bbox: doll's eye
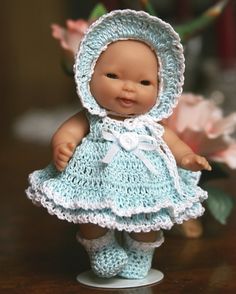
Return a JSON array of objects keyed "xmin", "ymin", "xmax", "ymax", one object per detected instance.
[
  {"xmin": 106, "ymin": 73, "xmax": 118, "ymax": 79},
  {"xmin": 140, "ymin": 80, "xmax": 151, "ymax": 86}
]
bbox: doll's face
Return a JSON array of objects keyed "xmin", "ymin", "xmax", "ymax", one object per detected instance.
[{"xmin": 89, "ymin": 40, "xmax": 159, "ymax": 117}]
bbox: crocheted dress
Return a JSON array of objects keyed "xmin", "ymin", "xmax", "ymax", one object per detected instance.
[{"xmin": 26, "ymin": 113, "xmax": 207, "ymax": 233}]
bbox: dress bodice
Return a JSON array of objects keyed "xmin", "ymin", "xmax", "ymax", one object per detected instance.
[{"xmin": 86, "ymin": 113, "xmax": 165, "ymax": 142}]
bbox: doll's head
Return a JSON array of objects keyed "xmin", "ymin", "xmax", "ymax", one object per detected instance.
[
  {"xmin": 89, "ymin": 40, "xmax": 159, "ymax": 117},
  {"xmin": 74, "ymin": 10, "xmax": 185, "ymax": 121}
]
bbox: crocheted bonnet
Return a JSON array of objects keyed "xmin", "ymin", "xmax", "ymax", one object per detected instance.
[{"xmin": 74, "ymin": 9, "xmax": 185, "ymax": 121}]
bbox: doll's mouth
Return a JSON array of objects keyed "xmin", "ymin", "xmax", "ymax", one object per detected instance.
[{"xmin": 117, "ymin": 97, "xmax": 135, "ymax": 107}]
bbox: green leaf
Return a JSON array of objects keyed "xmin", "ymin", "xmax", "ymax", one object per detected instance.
[
  {"xmin": 89, "ymin": 3, "xmax": 107, "ymax": 21},
  {"xmin": 205, "ymin": 186, "xmax": 235, "ymax": 224},
  {"xmin": 142, "ymin": 1, "xmax": 157, "ymax": 16},
  {"xmin": 61, "ymin": 59, "xmax": 73, "ymax": 77},
  {"xmin": 175, "ymin": 0, "xmax": 229, "ymax": 42}
]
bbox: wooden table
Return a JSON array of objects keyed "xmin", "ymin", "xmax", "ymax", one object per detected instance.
[{"xmin": 1, "ymin": 138, "xmax": 236, "ymax": 293}]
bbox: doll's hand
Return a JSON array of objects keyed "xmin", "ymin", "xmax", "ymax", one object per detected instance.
[
  {"xmin": 180, "ymin": 153, "xmax": 212, "ymax": 172},
  {"xmin": 53, "ymin": 142, "xmax": 76, "ymax": 171}
]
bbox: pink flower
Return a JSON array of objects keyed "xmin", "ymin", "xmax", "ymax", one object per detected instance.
[
  {"xmin": 164, "ymin": 93, "xmax": 236, "ymax": 168},
  {"xmin": 51, "ymin": 19, "xmax": 89, "ymax": 56}
]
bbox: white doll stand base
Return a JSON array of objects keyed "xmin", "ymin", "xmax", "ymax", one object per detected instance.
[{"xmin": 76, "ymin": 269, "xmax": 164, "ymax": 289}]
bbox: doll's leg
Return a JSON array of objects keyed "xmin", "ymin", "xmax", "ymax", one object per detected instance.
[
  {"xmin": 118, "ymin": 230, "xmax": 164, "ymax": 279},
  {"xmin": 77, "ymin": 223, "xmax": 128, "ymax": 278},
  {"xmin": 79, "ymin": 223, "xmax": 108, "ymax": 239},
  {"xmin": 175, "ymin": 219, "xmax": 203, "ymax": 238}
]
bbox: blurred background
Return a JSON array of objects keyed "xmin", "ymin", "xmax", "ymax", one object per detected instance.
[
  {"xmin": 1, "ymin": 0, "xmax": 236, "ymax": 143},
  {"xmin": 1, "ymin": 1, "xmax": 236, "ymax": 291}
]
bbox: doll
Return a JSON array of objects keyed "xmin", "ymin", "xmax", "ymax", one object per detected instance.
[{"xmin": 26, "ymin": 10, "xmax": 211, "ymax": 280}]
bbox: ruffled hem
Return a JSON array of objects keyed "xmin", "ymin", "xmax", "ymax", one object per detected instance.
[
  {"xmin": 26, "ymin": 186, "xmax": 206, "ymax": 233},
  {"xmin": 28, "ymin": 170, "xmax": 207, "ymax": 218}
]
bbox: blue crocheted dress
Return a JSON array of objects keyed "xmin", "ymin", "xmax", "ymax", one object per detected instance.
[
  {"xmin": 26, "ymin": 113, "xmax": 207, "ymax": 232},
  {"xmin": 26, "ymin": 10, "xmax": 208, "ymax": 232}
]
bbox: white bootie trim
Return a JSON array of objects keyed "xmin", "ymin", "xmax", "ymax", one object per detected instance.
[
  {"xmin": 118, "ymin": 231, "xmax": 164, "ymax": 279},
  {"xmin": 125, "ymin": 231, "xmax": 164, "ymax": 251},
  {"xmin": 76, "ymin": 230, "xmax": 114, "ymax": 251}
]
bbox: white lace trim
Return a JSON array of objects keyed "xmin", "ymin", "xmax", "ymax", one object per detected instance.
[
  {"xmin": 74, "ymin": 9, "xmax": 185, "ymax": 120},
  {"xmin": 124, "ymin": 231, "xmax": 164, "ymax": 251},
  {"xmin": 76, "ymin": 230, "xmax": 114, "ymax": 251},
  {"xmin": 27, "ymin": 176, "xmax": 207, "ymax": 218},
  {"xmin": 102, "ymin": 114, "xmax": 164, "ymax": 132},
  {"xmin": 26, "ymin": 186, "xmax": 206, "ymax": 233}
]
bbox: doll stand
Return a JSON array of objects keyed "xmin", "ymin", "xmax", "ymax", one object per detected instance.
[{"xmin": 76, "ymin": 269, "xmax": 164, "ymax": 289}]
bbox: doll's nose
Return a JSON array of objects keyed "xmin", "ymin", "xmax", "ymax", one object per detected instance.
[{"xmin": 122, "ymin": 80, "xmax": 135, "ymax": 93}]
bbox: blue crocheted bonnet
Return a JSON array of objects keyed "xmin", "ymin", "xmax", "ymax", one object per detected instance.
[{"xmin": 74, "ymin": 9, "xmax": 185, "ymax": 121}]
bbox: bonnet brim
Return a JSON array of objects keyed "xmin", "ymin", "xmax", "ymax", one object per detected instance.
[{"xmin": 74, "ymin": 9, "xmax": 185, "ymax": 121}]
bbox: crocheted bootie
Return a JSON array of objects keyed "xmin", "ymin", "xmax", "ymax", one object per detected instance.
[
  {"xmin": 76, "ymin": 230, "xmax": 128, "ymax": 278},
  {"xmin": 118, "ymin": 231, "xmax": 164, "ymax": 279}
]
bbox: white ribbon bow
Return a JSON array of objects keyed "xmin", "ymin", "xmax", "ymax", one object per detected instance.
[{"xmin": 101, "ymin": 130, "xmax": 159, "ymax": 175}]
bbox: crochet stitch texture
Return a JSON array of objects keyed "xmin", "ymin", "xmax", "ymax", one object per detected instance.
[
  {"xmin": 26, "ymin": 9, "xmax": 207, "ymax": 234},
  {"xmin": 118, "ymin": 232, "xmax": 164, "ymax": 279},
  {"xmin": 26, "ymin": 114, "xmax": 207, "ymax": 232},
  {"xmin": 74, "ymin": 9, "xmax": 185, "ymax": 121},
  {"xmin": 76, "ymin": 230, "xmax": 128, "ymax": 278}
]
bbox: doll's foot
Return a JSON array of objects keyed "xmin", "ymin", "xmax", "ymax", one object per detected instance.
[
  {"xmin": 77, "ymin": 230, "xmax": 128, "ymax": 278},
  {"xmin": 175, "ymin": 219, "xmax": 203, "ymax": 239},
  {"xmin": 118, "ymin": 232, "xmax": 164, "ymax": 279}
]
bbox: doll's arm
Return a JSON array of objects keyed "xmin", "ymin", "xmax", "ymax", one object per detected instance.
[
  {"xmin": 51, "ymin": 110, "xmax": 89, "ymax": 171},
  {"xmin": 162, "ymin": 126, "xmax": 211, "ymax": 171}
]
